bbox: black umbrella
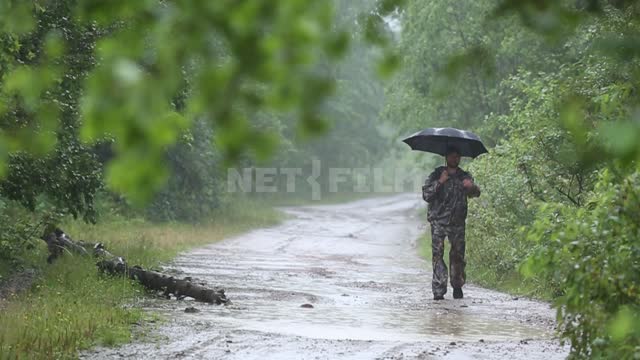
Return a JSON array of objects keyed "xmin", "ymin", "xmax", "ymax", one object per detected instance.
[{"xmin": 402, "ymin": 127, "xmax": 488, "ymax": 158}]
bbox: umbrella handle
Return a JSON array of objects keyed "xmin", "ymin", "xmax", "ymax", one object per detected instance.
[
  {"xmin": 444, "ymin": 139, "xmax": 450, "ymax": 167},
  {"xmin": 444, "ymin": 139, "xmax": 449, "ymax": 166}
]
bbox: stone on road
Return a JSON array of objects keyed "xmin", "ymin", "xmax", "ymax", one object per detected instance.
[{"xmin": 84, "ymin": 194, "xmax": 568, "ymax": 359}]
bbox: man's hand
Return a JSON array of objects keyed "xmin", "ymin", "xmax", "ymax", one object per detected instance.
[
  {"xmin": 438, "ymin": 170, "xmax": 449, "ymax": 184},
  {"xmin": 463, "ymin": 178, "xmax": 474, "ymax": 189}
]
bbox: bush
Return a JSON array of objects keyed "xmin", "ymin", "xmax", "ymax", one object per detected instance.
[
  {"xmin": 525, "ymin": 167, "xmax": 640, "ymax": 359},
  {"xmin": 0, "ymin": 200, "xmax": 46, "ymax": 271},
  {"xmin": 465, "ymin": 145, "xmax": 535, "ymax": 277},
  {"xmin": 145, "ymin": 120, "xmax": 223, "ymax": 222}
]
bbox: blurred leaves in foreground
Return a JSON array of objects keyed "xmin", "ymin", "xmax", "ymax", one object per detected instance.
[{"xmin": 0, "ymin": 0, "xmax": 403, "ymax": 204}]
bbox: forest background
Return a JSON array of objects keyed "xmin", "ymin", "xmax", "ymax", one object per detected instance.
[{"xmin": 0, "ymin": 0, "xmax": 639, "ymax": 359}]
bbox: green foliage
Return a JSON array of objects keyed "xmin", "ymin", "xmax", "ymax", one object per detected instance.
[
  {"xmin": 0, "ymin": 255, "xmax": 145, "ymax": 360},
  {"xmin": 0, "ymin": 0, "xmax": 396, "ymax": 264},
  {"xmin": 392, "ymin": 1, "xmax": 640, "ymax": 358},
  {"xmin": 0, "ymin": 1, "xmax": 102, "ymax": 223},
  {"xmin": 145, "ymin": 120, "xmax": 222, "ymax": 222},
  {"xmin": 465, "ymin": 147, "xmax": 537, "ymax": 286},
  {"xmin": 472, "ymin": 6, "xmax": 640, "ymax": 357},
  {"xmin": 0, "ymin": 196, "xmax": 282, "ymax": 359},
  {"xmin": 272, "ymin": 37, "xmax": 389, "ymax": 192},
  {"xmin": 525, "ymin": 167, "xmax": 640, "ymax": 359},
  {"xmin": 1, "ymin": 142, "xmax": 101, "ymax": 223},
  {"xmin": 227, "ymin": 0, "xmax": 395, "ymax": 196},
  {"xmin": 0, "ymin": 200, "xmax": 34, "ymax": 266},
  {"xmin": 0, "ymin": 0, "xmax": 401, "ymax": 203},
  {"xmin": 385, "ymin": 0, "xmax": 557, "ymax": 133}
]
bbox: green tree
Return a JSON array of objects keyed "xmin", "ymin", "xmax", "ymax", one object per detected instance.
[
  {"xmin": 0, "ymin": 1, "xmax": 102, "ymax": 223},
  {"xmin": 0, "ymin": 0, "xmax": 404, "ymax": 204},
  {"xmin": 387, "ymin": 1, "xmax": 640, "ymax": 358}
]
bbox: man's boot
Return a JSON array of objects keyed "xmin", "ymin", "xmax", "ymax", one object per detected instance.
[
  {"xmin": 453, "ymin": 287, "xmax": 463, "ymax": 299},
  {"xmin": 434, "ymin": 294, "xmax": 445, "ymax": 300}
]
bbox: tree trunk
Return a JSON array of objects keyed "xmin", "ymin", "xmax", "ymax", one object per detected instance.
[
  {"xmin": 96, "ymin": 257, "xmax": 228, "ymax": 304},
  {"xmin": 40, "ymin": 226, "xmax": 229, "ymax": 305}
]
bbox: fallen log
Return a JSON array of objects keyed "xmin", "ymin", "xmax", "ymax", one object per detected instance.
[
  {"xmin": 40, "ymin": 226, "xmax": 228, "ymax": 305},
  {"xmin": 97, "ymin": 258, "xmax": 228, "ymax": 304},
  {"xmin": 42, "ymin": 228, "xmax": 89, "ymax": 263}
]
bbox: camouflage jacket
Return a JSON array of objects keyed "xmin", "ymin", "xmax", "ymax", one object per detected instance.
[{"xmin": 422, "ymin": 166, "xmax": 481, "ymax": 226}]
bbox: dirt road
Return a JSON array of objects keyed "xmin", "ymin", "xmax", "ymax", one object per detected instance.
[{"xmin": 84, "ymin": 194, "xmax": 568, "ymax": 359}]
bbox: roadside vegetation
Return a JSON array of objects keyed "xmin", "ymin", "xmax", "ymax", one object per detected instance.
[
  {"xmin": 0, "ymin": 0, "xmax": 397, "ymax": 357},
  {"xmin": 392, "ymin": 1, "xmax": 640, "ymax": 358},
  {"xmin": 1, "ymin": 0, "xmax": 639, "ymax": 359},
  {"xmin": 417, "ymin": 232, "xmax": 553, "ymax": 301},
  {"xmin": 0, "ymin": 197, "xmax": 281, "ymax": 360}
]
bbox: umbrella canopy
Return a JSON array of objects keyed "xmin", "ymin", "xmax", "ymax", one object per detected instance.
[{"xmin": 402, "ymin": 127, "xmax": 488, "ymax": 158}]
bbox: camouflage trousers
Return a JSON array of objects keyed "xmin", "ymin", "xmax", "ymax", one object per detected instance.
[{"xmin": 430, "ymin": 223, "xmax": 466, "ymax": 297}]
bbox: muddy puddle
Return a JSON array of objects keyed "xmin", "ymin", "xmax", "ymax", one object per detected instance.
[{"xmin": 83, "ymin": 194, "xmax": 567, "ymax": 359}]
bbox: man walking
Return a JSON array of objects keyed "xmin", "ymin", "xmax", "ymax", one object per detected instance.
[{"xmin": 422, "ymin": 146, "xmax": 481, "ymax": 300}]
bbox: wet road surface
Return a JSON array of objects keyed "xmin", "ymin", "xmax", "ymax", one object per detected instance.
[{"xmin": 84, "ymin": 194, "xmax": 568, "ymax": 359}]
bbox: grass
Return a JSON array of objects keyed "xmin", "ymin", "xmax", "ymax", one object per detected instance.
[
  {"xmin": 64, "ymin": 196, "xmax": 283, "ymax": 267},
  {"xmin": 0, "ymin": 262, "xmax": 11, "ymax": 282},
  {"xmin": 0, "ymin": 192, "xmax": 398, "ymax": 359},
  {"xmin": 0, "ymin": 197, "xmax": 282, "ymax": 360},
  {"xmin": 417, "ymin": 231, "xmax": 553, "ymax": 300},
  {"xmin": 0, "ymin": 256, "xmax": 145, "ymax": 360}
]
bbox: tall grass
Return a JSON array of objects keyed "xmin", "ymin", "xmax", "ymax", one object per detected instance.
[
  {"xmin": 0, "ymin": 198, "xmax": 282, "ymax": 360},
  {"xmin": 0, "ymin": 256, "xmax": 144, "ymax": 359}
]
